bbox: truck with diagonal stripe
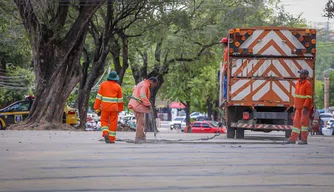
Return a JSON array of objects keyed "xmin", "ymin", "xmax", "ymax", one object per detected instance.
[{"xmin": 220, "ymin": 27, "xmax": 316, "ymax": 139}]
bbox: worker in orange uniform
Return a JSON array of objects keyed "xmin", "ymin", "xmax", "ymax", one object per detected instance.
[
  {"xmin": 94, "ymin": 71, "xmax": 124, "ymax": 144},
  {"xmin": 221, "ymin": 37, "xmax": 228, "ymax": 102},
  {"xmin": 128, "ymin": 77, "xmax": 158, "ymax": 143},
  {"xmin": 286, "ymin": 69, "xmax": 313, "ymax": 145}
]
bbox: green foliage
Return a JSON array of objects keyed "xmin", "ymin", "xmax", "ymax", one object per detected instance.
[
  {"xmin": 0, "ymin": 0, "xmax": 31, "ymax": 68},
  {"xmin": 329, "ymin": 71, "xmax": 334, "ymax": 107},
  {"xmin": 0, "ymin": 66, "xmax": 35, "ymax": 108},
  {"xmin": 120, "ymin": 68, "xmax": 137, "ymax": 112},
  {"xmin": 314, "ymin": 80, "xmax": 324, "ymax": 109},
  {"xmin": 315, "ymin": 42, "xmax": 334, "ymax": 78},
  {"xmin": 314, "ymin": 71, "xmax": 334, "ymax": 109}
]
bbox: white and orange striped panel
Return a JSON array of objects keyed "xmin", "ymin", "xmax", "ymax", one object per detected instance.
[
  {"xmin": 231, "ymin": 122, "xmax": 292, "ymax": 130},
  {"xmin": 230, "ymin": 79, "xmax": 299, "ymax": 103},
  {"xmin": 231, "ymin": 58, "xmax": 314, "ymax": 78},
  {"xmin": 239, "ymin": 29, "xmax": 313, "ymax": 57},
  {"xmin": 228, "ymin": 27, "xmax": 316, "ymax": 57}
]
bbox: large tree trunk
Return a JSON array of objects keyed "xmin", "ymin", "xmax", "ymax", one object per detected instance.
[
  {"xmin": 10, "ymin": 0, "xmax": 104, "ymax": 130},
  {"xmin": 23, "ymin": 43, "xmax": 82, "ymax": 130}
]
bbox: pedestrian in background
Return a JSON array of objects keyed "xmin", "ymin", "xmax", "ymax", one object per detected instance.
[{"xmin": 94, "ymin": 71, "xmax": 124, "ymax": 144}]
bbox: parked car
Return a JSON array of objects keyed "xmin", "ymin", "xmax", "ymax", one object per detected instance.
[
  {"xmin": 195, "ymin": 115, "xmax": 209, "ymax": 121},
  {"xmin": 319, "ymin": 113, "xmax": 334, "ymax": 135},
  {"xmin": 190, "ymin": 112, "xmax": 203, "ymax": 119},
  {"xmin": 169, "ymin": 116, "xmax": 186, "ymax": 130},
  {"xmin": 0, "ymin": 95, "xmax": 80, "ymax": 130},
  {"xmin": 187, "ymin": 121, "xmax": 226, "ymax": 134}
]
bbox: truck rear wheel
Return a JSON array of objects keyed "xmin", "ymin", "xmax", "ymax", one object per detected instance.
[
  {"xmin": 227, "ymin": 125, "xmax": 235, "ymax": 138},
  {"xmin": 285, "ymin": 130, "xmax": 292, "ymax": 138},
  {"xmin": 236, "ymin": 128, "xmax": 245, "ymax": 139}
]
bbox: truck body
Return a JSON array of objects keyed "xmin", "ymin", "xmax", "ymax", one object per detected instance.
[{"xmin": 220, "ymin": 27, "xmax": 316, "ymax": 138}]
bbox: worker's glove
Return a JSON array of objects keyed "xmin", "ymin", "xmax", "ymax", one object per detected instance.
[{"xmin": 95, "ymin": 109, "xmax": 101, "ymax": 114}]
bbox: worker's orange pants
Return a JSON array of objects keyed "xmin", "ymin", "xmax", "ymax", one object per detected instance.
[
  {"xmin": 289, "ymin": 109, "xmax": 309, "ymax": 142},
  {"xmin": 101, "ymin": 111, "xmax": 118, "ymax": 142}
]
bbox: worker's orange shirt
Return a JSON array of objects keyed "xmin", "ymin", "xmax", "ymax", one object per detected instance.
[
  {"xmin": 294, "ymin": 79, "xmax": 312, "ymax": 110},
  {"xmin": 94, "ymin": 80, "xmax": 124, "ymax": 112},
  {"xmin": 222, "ymin": 47, "xmax": 228, "ymax": 72}
]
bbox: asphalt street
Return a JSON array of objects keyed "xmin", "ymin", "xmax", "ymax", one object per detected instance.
[{"xmin": 1, "ymin": 130, "xmax": 334, "ymax": 192}]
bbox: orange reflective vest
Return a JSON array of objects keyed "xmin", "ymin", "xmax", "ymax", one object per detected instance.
[
  {"xmin": 94, "ymin": 80, "xmax": 124, "ymax": 112},
  {"xmin": 294, "ymin": 79, "xmax": 312, "ymax": 110}
]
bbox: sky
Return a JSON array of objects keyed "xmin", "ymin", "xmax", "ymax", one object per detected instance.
[{"xmin": 279, "ymin": 0, "xmax": 329, "ymax": 23}]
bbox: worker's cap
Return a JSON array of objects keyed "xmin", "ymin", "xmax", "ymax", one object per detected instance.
[
  {"xmin": 220, "ymin": 37, "xmax": 228, "ymax": 43},
  {"xmin": 298, "ymin": 69, "xmax": 309, "ymax": 75}
]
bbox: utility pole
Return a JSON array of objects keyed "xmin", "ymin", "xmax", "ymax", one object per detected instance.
[{"xmin": 324, "ymin": 77, "xmax": 330, "ymax": 113}]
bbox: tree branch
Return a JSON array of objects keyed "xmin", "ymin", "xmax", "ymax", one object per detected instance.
[
  {"xmin": 89, "ymin": 20, "xmax": 101, "ymax": 46},
  {"xmin": 14, "ymin": 0, "xmax": 39, "ymax": 35},
  {"xmin": 55, "ymin": 0, "xmax": 70, "ymax": 28},
  {"xmin": 80, "ymin": 46, "xmax": 90, "ymax": 89},
  {"xmin": 61, "ymin": 0, "xmax": 105, "ymax": 51},
  {"xmin": 167, "ymin": 42, "xmax": 218, "ymax": 64},
  {"xmin": 103, "ymin": 0, "xmax": 113, "ymax": 45}
]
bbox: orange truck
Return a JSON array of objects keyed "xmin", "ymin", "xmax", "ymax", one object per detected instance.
[{"xmin": 220, "ymin": 27, "xmax": 316, "ymax": 139}]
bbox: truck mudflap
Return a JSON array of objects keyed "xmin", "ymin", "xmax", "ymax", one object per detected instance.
[{"xmin": 231, "ymin": 122, "xmax": 292, "ymax": 130}]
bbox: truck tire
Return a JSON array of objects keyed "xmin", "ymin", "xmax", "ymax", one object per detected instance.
[
  {"xmin": 285, "ymin": 130, "xmax": 292, "ymax": 138},
  {"xmin": 227, "ymin": 125, "xmax": 235, "ymax": 138},
  {"xmin": 236, "ymin": 128, "xmax": 245, "ymax": 139}
]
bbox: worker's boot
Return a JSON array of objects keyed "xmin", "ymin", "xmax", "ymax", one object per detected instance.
[
  {"xmin": 298, "ymin": 140, "xmax": 308, "ymax": 145},
  {"xmin": 104, "ymin": 134, "xmax": 111, "ymax": 144},
  {"xmin": 284, "ymin": 140, "xmax": 296, "ymax": 144},
  {"xmin": 135, "ymin": 137, "xmax": 146, "ymax": 144}
]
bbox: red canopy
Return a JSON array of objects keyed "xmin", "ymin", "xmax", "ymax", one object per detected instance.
[{"xmin": 169, "ymin": 102, "xmax": 186, "ymax": 108}]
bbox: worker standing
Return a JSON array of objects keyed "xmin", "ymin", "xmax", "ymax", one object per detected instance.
[
  {"xmin": 286, "ymin": 69, "xmax": 313, "ymax": 145},
  {"xmin": 94, "ymin": 71, "xmax": 124, "ymax": 144},
  {"xmin": 221, "ymin": 37, "xmax": 228, "ymax": 102},
  {"xmin": 128, "ymin": 77, "xmax": 158, "ymax": 143}
]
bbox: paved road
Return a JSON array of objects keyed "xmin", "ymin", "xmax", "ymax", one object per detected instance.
[{"xmin": 1, "ymin": 131, "xmax": 334, "ymax": 192}]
